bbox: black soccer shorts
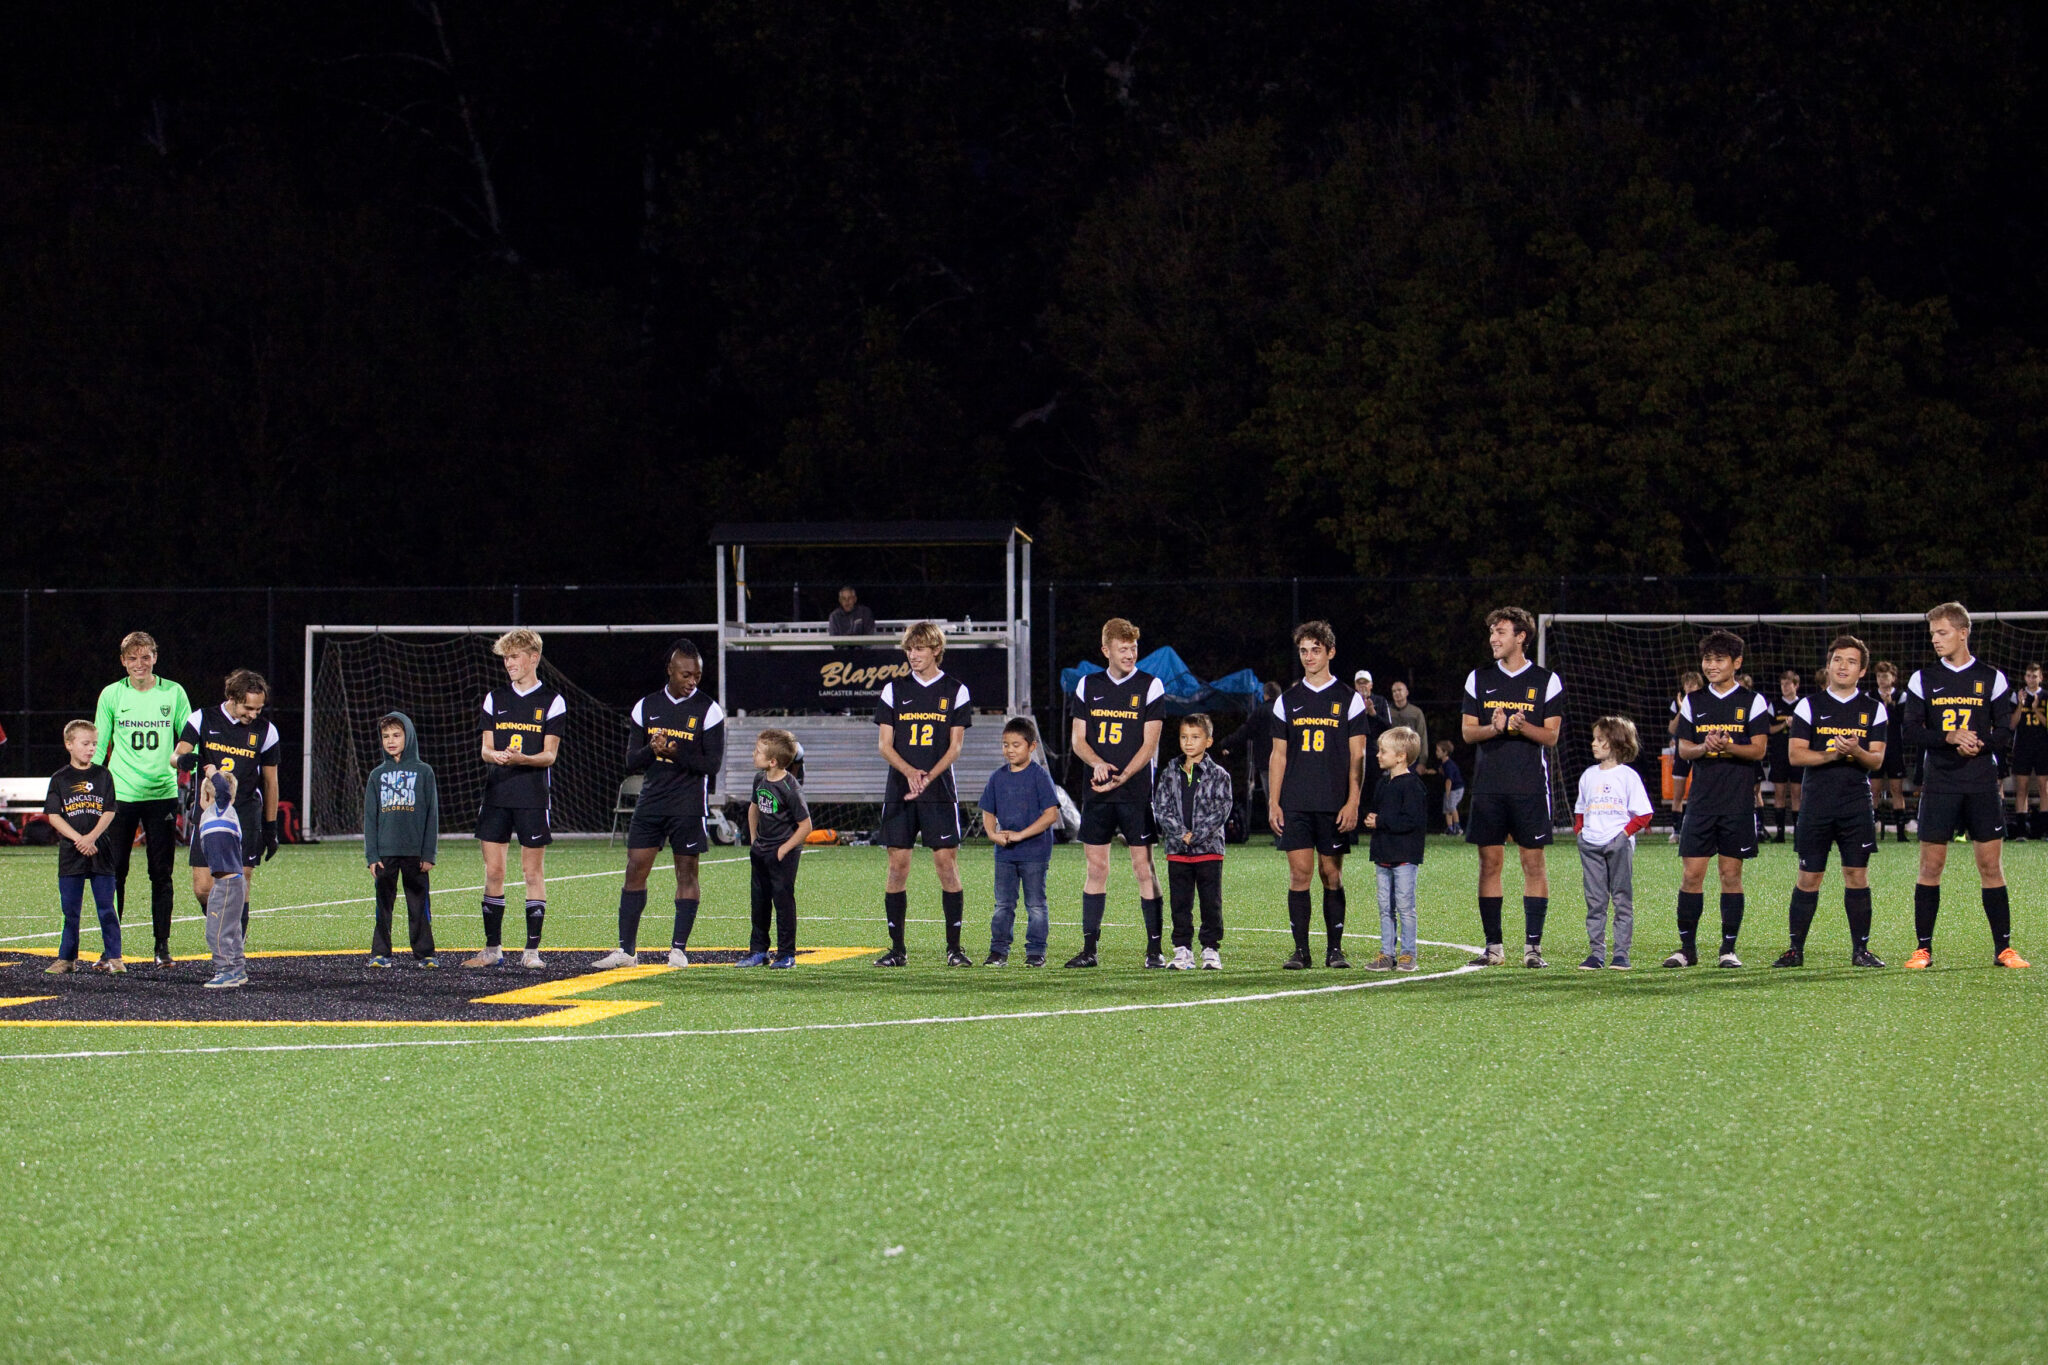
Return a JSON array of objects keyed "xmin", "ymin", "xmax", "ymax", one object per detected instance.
[
  {"xmin": 476, "ymin": 803, "xmax": 552, "ymax": 848},
  {"xmin": 1794, "ymin": 808, "xmax": 1878, "ymax": 873},
  {"xmin": 1078, "ymin": 799, "xmax": 1156, "ymax": 847},
  {"xmin": 1916, "ymin": 789, "xmax": 2005, "ymax": 844},
  {"xmin": 879, "ymin": 800, "xmax": 962, "ymax": 850},
  {"xmin": 2011, "ymin": 740, "xmax": 2048, "ymax": 779},
  {"xmin": 1464, "ymin": 791, "xmax": 1555, "ymax": 849},
  {"xmin": 1767, "ymin": 757, "xmax": 1803, "ymax": 785},
  {"xmin": 1275, "ymin": 809, "xmax": 1352, "ymax": 857},
  {"xmin": 1678, "ymin": 808, "xmax": 1758, "ymax": 860},
  {"xmin": 627, "ymin": 807, "xmax": 709, "ymax": 856}
]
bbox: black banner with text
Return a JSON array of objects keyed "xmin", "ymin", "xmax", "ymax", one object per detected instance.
[{"xmin": 725, "ymin": 647, "xmax": 1009, "ymax": 711}]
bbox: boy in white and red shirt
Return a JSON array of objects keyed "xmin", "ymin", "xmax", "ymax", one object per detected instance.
[{"xmin": 1575, "ymin": 716, "xmax": 1655, "ymax": 969}]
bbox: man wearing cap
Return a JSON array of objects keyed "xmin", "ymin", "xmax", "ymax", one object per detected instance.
[{"xmin": 1353, "ymin": 669, "xmax": 1394, "ymax": 803}]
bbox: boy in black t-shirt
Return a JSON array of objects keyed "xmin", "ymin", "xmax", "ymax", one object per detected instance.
[
  {"xmin": 1267, "ymin": 621, "xmax": 1369, "ymax": 969},
  {"xmin": 43, "ymin": 720, "xmax": 122, "ymax": 974},
  {"xmin": 1458, "ymin": 606, "xmax": 1565, "ymax": 967},
  {"xmin": 741, "ymin": 729, "xmax": 812, "ymax": 969},
  {"xmin": 1664, "ymin": 631, "xmax": 1773, "ymax": 968}
]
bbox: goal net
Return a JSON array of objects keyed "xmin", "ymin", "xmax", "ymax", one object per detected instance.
[
  {"xmin": 308, "ymin": 633, "xmax": 635, "ymax": 837},
  {"xmin": 1539, "ymin": 614, "xmax": 2048, "ymax": 818}
]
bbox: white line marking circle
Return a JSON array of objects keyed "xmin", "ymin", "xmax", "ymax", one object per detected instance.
[{"xmin": 0, "ymin": 940, "xmax": 1487, "ymax": 1062}]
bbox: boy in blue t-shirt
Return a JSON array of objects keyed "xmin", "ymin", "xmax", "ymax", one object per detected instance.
[{"xmin": 979, "ymin": 718, "xmax": 1061, "ymax": 966}]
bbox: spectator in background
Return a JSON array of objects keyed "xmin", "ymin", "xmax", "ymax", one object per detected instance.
[
  {"xmin": 1387, "ymin": 679, "xmax": 1428, "ymax": 760},
  {"xmin": 1352, "ymin": 669, "xmax": 1394, "ymax": 729},
  {"xmin": 1220, "ymin": 681, "xmax": 1282, "ymax": 829},
  {"xmin": 1353, "ymin": 670, "xmax": 1393, "ymax": 801},
  {"xmin": 828, "ymin": 586, "xmax": 877, "ymax": 637}
]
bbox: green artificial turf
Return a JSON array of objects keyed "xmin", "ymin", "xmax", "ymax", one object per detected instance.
[{"xmin": 1, "ymin": 835, "xmax": 2043, "ymax": 1362}]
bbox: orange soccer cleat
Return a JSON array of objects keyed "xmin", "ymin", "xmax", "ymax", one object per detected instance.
[
  {"xmin": 1995, "ymin": 947, "xmax": 2031, "ymax": 969},
  {"xmin": 1903, "ymin": 947, "xmax": 1933, "ymax": 970}
]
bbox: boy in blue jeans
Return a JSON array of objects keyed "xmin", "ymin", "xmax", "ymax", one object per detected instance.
[
  {"xmin": 980, "ymin": 718, "xmax": 1061, "ymax": 966},
  {"xmin": 43, "ymin": 720, "xmax": 122, "ymax": 974}
]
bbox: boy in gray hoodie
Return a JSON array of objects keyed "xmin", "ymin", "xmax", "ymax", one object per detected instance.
[{"xmin": 363, "ymin": 712, "xmax": 440, "ymax": 966}]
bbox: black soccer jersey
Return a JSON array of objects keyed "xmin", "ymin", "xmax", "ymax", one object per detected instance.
[
  {"xmin": 44, "ymin": 763, "xmax": 116, "ymax": 877},
  {"xmin": 1673, "ymin": 683, "xmax": 1773, "ymax": 816},
  {"xmin": 628, "ymin": 685, "xmax": 725, "ymax": 814},
  {"xmin": 874, "ymin": 670, "xmax": 972, "ymax": 803},
  {"xmin": 181, "ymin": 704, "xmax": 281, "ymax": 802},
  {"xmin": 1270, "ymin": 678, "xmax": 1367, "ymax": 813},
  {"xmin": 1072, "ymin": 668, "xmax": 1168, "ymax": 806},
  {"xmin": 1903, "ymin": 658, "xmax": 2012, "ymax": 794},
  {"xmin": 1768, "ymin": 692, "xmax": 1800, "ymax": 763},
  {"xmin": 2013, "ymin": 687, "xmax": 2048, "ymax": 746},
  {"xmin": 1461, "ymin": 661, "xmax": 1565, "ymax": 795},
  {"xmin": 480, "ymin": 681, "xmax": 568, "ymax": 809},
  {"xmin": 1791, "ymin": 689, "xmax": 1887, "ymax": 815}
]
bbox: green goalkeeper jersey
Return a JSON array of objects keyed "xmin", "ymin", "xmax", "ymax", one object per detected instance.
[{"xmin": 94, "ymin": 676, "xmax": 193, "ymax": 802}]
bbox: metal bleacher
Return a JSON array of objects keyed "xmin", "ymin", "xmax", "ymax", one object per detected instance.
[{"xmin": 711, "ymin": 715, "xmax": 1014, "ymax": 805}]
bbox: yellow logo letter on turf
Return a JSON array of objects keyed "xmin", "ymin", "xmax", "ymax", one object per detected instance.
[{"xmin": 470, "ymin": 963, "xmax": 671, "ymax": 1027}]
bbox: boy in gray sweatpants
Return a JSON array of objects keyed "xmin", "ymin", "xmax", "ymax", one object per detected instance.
[
  {"xmin": 195, "ymin": 769, "xmax": 250, "ymax": 989},
  {"xmin": 1573, "ymin": 717, "xmax": 1655, "ymax": 969}
]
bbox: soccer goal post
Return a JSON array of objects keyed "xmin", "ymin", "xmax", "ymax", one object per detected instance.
[
  {"xmin": 303, "ymin": 624, "xmax": 716, "ymax": 839},
  {"xmin": 1537, "ymin": 612, "xmax": 2048, "ymax": 811}
]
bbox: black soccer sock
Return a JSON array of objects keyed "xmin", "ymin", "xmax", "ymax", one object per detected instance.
[
  {"xmin": 942, "ymin": 889, "xmax": 965, "ymax": 953},
  {"xmin": 1676, "ymin": 890, "xmax": 1704, "ymax": 956},
  {"xmin": 481, "ymin": 895, "xmax": 506, "ymax": 948},
  {"xmin": 1845, "ymin": 887, "xmax": 1873, "ymax": 950},
  {"xmin": 884, "ymin": 890, "xmax": 907, "ymax": 952},
  {"xmin": 1719, "ymin": 893, "xmax": 1745, "ymax": 955},
  {"xmin": 1478, "ymin": 895, "xmax": 1504, "ymax": 946},
  {"xmin": 1523, "ymin": 895, "xmax": 1548, "ymax": 946},
  {"xmin": 1788, "ymin": 888, "xmax": 1821, "ymax": 951},
  {"xmin": 672, "ymin": 897, "xmax": 700, "ymax": 952},
  {"xmin": 1914, "ymin": 882, "xmax": 1940, "ymax": 950},
  {"xmin": 1287, "ymin": 889, "xmax": 1313, "ymax": 954},
  {"xmin": 1323, "ymin": 887, "xmax": 1346, "ymax": 953},
  {"xmin": 1982, "ymin": 886, "xmax": 2013, "ymax": 954},
  {"xmin": 1081, "ymin": 892, "xmax": 1106, "ymax": 951},
  {"xmin": 618, "ymin": 888, "xmax": 648, "ymax": 952},
  {"xmin": 524, "ymin": 900, "xmax": 545, "ymax": 951},
  {"xmin": 1141, "ymin": 896, "xmax": 1164, "ymax": 956}
]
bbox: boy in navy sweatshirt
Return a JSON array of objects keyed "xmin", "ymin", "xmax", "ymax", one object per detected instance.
[
  {"xmin": 1365, "ymin": 727, "xmax": 1427, "ymax": 970},
  {"xmin": 363, "ymin": 712, "xmax": 440, "ymax": 966}
]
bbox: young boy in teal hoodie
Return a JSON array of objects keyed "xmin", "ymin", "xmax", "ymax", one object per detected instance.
[{"xmin": 363, "ymin": 712, "xmax": 440, "ymax": 966}]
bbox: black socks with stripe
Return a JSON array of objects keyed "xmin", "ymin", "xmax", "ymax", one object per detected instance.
[{"xmin": 481, "ymin": 895, "xmax": 506, "ymax": 948}]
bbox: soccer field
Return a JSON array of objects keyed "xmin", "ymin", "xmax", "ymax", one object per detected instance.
[{"xmin": 1, "ymin": 836, "xmax": 2043, "ymax": 1362}]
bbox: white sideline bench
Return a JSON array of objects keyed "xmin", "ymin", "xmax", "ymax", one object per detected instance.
[
  {"xmin": 0, "ymin": 777, "xmax": 50, "ymax": 818},
  {"xmin": 710, "ymin": 714, "xmax": 1026, "ymax": 804}
]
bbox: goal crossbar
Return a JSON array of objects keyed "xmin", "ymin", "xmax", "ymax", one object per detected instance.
[{"xmin": 1538, "ymin": 613, "xmax": 2048, "ymax": 666}]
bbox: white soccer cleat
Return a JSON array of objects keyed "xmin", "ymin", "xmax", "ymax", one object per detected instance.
[
  {"xmin": 667, "ymin": 948, "xmax": 690, "ymax": 968},
  {"xmin": 1200, "ymin": 947, "xmax": 1221, "ymax": 970},
  {"xmin": 461, "ymin": 946, "xmax": 502, "ymax": 967},
  {"xmin": 521, "ymin": 949, "xmax": 545, "ymax": 969},
  {"xmin": 1168, "ymin": 945, "xmax": 1196, "ymax": 970},
  {"xmin": 1717, "ymin": 951, "xmax": 1743, "ymax": 969},
  {"xmin": 592, "ymin": 949, "xmax": 638, "ymax": 969}
]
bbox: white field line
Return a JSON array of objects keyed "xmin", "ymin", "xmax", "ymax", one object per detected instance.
[{"xmin": 0, "ymin": 941, "xmax": 1487, "ymax": 1062}]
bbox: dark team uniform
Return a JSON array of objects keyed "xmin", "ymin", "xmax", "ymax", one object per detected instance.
[
  {"xmin": 874, "ymin": 670, "xmax": 972, "ymax": 849},
  {"xmin": 625, "ymin": 685, "xmax": 725, "ymax": 855},
  {"xmin": 1674, "ymin": 684, "xmax": 1773, "ymax": 859},
  {"xmin": 180, "ymin": 705, "xmax": 280, "ymax": 869},
  {"xmin": 1461, "ymin": 660, "xmax": 1565, "ymax": 848},
  {"xmin": 478, "ymin": 680, "xmax": 567, "ymax": 846},
  {"xmin": 1767, "ymin": 692, "xmax": 1803, "ymax": 786},
  {"xmin": 2011, "ymin": 685, "xmax": 2048, "ymax": 777},
  {"xmin": 1270, "ymin": 678, "xmax": 1367, "ymax": 856},
  {"xmin": 1790, "ymin": 690, "xmax": 1887, "ymax": 873},
  {"xmin": 1902, "ymin": 658, "xmax": 2012, "ymax": 843},
  {"xmin": 1872, "ymin": 685, "xmax": 1909, "ymax": 778},
  {"xmin": 46, "ymin": 764, "xmax": 117, "ymax": 877},
  {"xmin": 1072, "ymin": 668, "xmax": 1167, "ymax": 846}
]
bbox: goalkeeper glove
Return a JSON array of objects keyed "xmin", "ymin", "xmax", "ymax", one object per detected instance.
[
  {"xmin": 177, "ymin": 750, "xmax": 200, "ymax": 772},
  {"xmin": 262, "ymin": 818, "xmax": 281, "ymax": 862}
]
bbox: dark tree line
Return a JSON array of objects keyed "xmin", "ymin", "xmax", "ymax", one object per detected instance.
[{"xmin": 4, "ymin": 1, "xmax": 2045, "ymax": 605}]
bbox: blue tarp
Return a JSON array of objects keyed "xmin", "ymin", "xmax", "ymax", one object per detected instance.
[{"xmin": 1060, "ymin": 646, "xmax": 1264, "ymax": 715}]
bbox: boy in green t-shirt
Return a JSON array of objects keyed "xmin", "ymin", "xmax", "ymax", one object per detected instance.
[{"xmin": 92, "ymin": 631, "xmax": 192, "ymax": 967}]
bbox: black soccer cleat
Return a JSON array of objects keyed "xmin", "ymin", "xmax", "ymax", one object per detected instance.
[
  {"xmin": 946, "ymin": 949, "xmax": 974, "ymax": 968},
  {"xmin": 873, "ymin": 949, "xmax": 906, "ymax": 967},
  {"xmin": 1852, "ymin": 948, "xmax": 1887, "ymax": 968},
  {"xmin": 1063, "ymin": 949, "xmax": 1098, "ymax": 969},
  {"xmin": 1772, "ymin": 948, "xmax": 1804, "ymax": 969},
  {"xmin": 1325, "ymin": 949, "xmax": 1351, "ymax": 969},
  {"xmin": 1281, "ymin": 949, "xmax": 1312, "ymax": 970},
  {"xmin": 1144, "ymin": 952, "xmax": 1167, "ymax": 969},
  {"xmin": 154, "ymin": 947, "xmax": 174, "ymax": 969},
  {"xmin": 983, "ymin": 952, "xmax": 1008, "ymax": 967}
]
